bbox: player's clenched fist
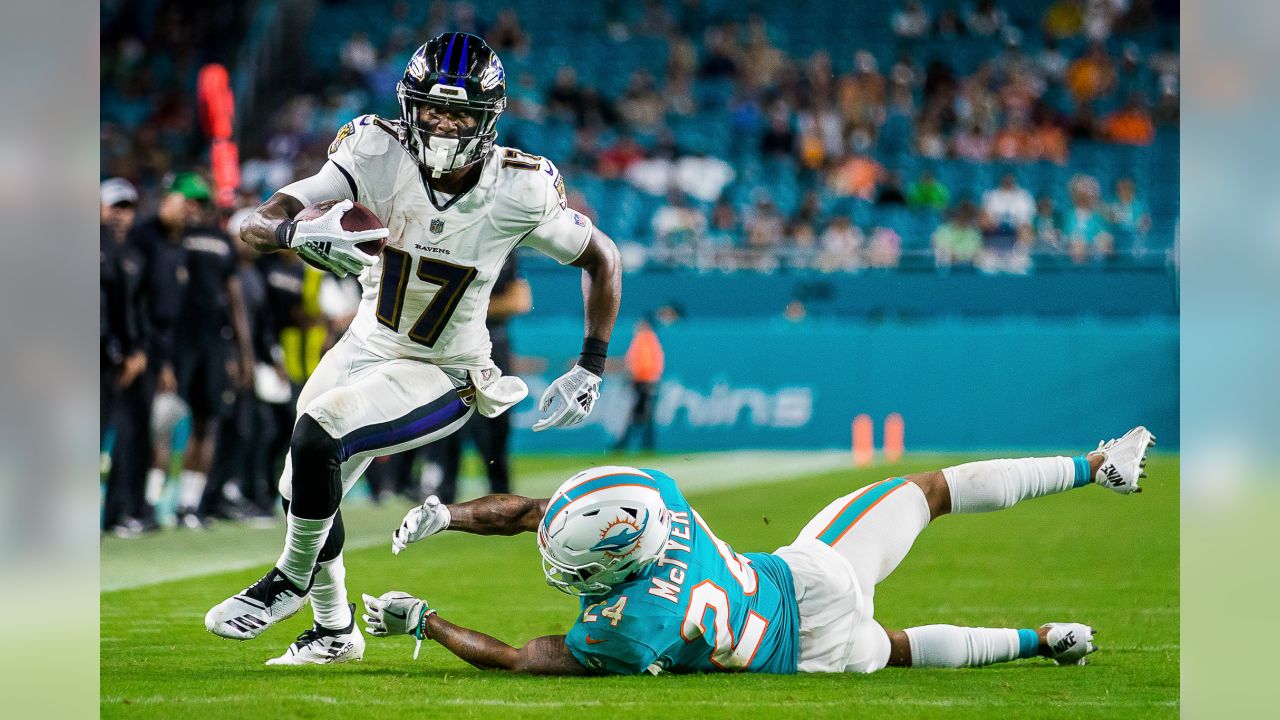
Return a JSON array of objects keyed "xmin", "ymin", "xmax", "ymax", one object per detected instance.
[
  {"xmin": 533, "ymin": 366, "xmax": 601, "ymax": 432},
  {"xmin": 281, "ymin": 199, "xmax": 385, "ymax": 277},
  {"xmin": 392, "ymin": 495, "xmax": 452, "ymax": 555}
]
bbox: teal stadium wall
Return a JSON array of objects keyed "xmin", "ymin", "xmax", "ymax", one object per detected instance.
[{"xmin": 506, "ymin": 269, "xmax": 1179, "ymax": 452}]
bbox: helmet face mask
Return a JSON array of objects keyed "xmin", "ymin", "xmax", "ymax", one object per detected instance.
[
  {"xmin": 538, "ymin": 547, "xmax": 615, "ymax": 597},
  {"xmin": 397, "ymin": 33, "xmax": 506, "ymax": 178},
  {"xmin": 537, "ymin": 468, "xmax": 674, "ymax": 597}
]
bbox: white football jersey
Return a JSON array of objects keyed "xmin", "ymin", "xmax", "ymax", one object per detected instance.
[{"xmin": 281, "ymin": 114, "xmax": 593, "ymax": 368}]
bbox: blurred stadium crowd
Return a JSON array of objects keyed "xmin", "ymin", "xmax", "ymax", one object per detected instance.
[
  {"xmin": 99, "ymin": 0, "xmax": 1178, "ymax": 534},
  {"xmin": 103, "ymin": 0, "xmax": 1178, "ymax": 273}
]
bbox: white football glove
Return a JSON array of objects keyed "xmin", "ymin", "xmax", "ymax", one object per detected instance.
[
  {"xmin": 361, "ymin": 591, "xmax": 434, "ymax": 659},
  {"xmin": 286, "ymin": 199, "xmax": 385, "ymax": 277},
  {"xmin": 532, "ymin": 365, "xmax": 601, "ymax": 432},
  {"xmin": 391, "ymin": 495, "xmax": 451, "ymax": 555}
]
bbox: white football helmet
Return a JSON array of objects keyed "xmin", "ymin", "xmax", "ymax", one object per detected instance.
[{"xmin": 537, "ymin": 466, "xmax": 672, "ymax": 596}]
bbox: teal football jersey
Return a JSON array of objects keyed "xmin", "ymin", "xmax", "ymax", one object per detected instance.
[{"xmin": 563, "ymin": 469, "xmax": 800, "ymax": 675}]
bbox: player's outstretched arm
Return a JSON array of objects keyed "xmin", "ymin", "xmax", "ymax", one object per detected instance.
[
  {"xmin": 427, "ymin": 618, "xmax": 588, "ymax": 675},
  {"xmin": 447, "ymin": 494, "xmax": 550, "ymax": 535},
  {"xmin": 392, "ymin": 494, "xmax": 549, "ymax": 554},
  {"xmin": 362, "ymin": 592, "xmax": 588, "ymax": 675}
]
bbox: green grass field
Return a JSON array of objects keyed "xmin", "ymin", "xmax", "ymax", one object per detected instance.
[{"xmin": 101, "ymin": 452, "xmax": 1179, "ymax": 718}]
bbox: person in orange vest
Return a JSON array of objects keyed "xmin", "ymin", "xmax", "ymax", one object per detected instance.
[{"xmin": 614, "ymin": 316, "xmax": 664, "ymax": 452}]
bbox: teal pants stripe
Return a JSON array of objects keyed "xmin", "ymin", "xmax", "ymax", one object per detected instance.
[{"xmin": 818, "ymin": 477, "xmax": 909, "ymax": 546}]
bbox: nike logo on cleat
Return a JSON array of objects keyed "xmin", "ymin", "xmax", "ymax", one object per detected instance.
[
  {"xmin": 1103, "ymin": 466, "xmax": 1124, "ymax": 486},
  {"xmin": 1052, "ymin": 632, "xmax": 1076, "ymax": 654}
]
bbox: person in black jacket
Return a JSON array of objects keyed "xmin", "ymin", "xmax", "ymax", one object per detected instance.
[
  {"xmin": 132, "ymin": 173, "xmax": 255, "ymax": 529},
  {"xmin": 201, "ymin": 209, "xmax": 285, "ymax": 521},
  {"xmin": 101, "ymin": 178, "xmax": 150, "ymax": 536}
]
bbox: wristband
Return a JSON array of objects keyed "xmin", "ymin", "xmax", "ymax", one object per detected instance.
[
  {"xmin": 416, "ymin": 607, "xmax": 438, "ymax": 640},
  {"xmin": 274, "ymin": 219, "xmax": 296, "ymax": 249},
  {"xmin": 577, "ymin": 337, "xmax": 609, "ymax": 376},
  {"xmin": 411, "ymin": 607, "xmax": 437, "ymax": 660}
]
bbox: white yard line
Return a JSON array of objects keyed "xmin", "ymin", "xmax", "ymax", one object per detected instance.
[
  {"xmin": 101, "ymin": 694, "xmax": 1179, "ymax": 709},
  {"xmin": 101, "ymin": 451, "xmax": 852, "ymax": 592}
]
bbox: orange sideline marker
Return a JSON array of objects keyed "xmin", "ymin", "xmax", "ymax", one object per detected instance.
[
  {"xmin": 883, "ymin": 412, "xmax": 904, "ymax": 462},
  {"xmin": 852, "ymin": 414, "xmax": 874, "ymax": 467}
]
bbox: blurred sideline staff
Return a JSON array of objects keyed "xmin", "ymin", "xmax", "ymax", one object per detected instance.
[
  {"xmin": 614, "ymin": 316, "xmax": 664, "ymax": 452},
  {"xmin": 198, "ymin": 220, "xmax": 280, "ymax": 523},
  {"xmin": 101, "ymin": 178, "xmax": 147, "ymax": 533},
  {"xmin": 104, "ymin": 173, "xmax": 254, "ymax": 535}
]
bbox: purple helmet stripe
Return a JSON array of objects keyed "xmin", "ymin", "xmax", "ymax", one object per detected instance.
[
  {"xmin": 441, "ymin": 33, "xmax": 457, "ymax": 80},
  {"xmin": 455, "ymin": 35, "xmax": 470, "ymax": 86}
]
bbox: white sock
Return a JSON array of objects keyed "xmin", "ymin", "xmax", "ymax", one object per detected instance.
[
  {"xmin": 275, "ymin": 512, "xmax": 333, "ymax": 589},
  {"xmin": 943, "ymin": 457, "xmax": 1087, "ymax": 514},
  {"xmin": 145, "ymin": 467, "xmax": 167, "ymax": 506},
  {"xmin": 905, "ymin": 625, "xmax": 1040, "ymax": 667},
  {"xmin": 311, "ymin": 555, "xmax": 352, "ymax": 630},
  {"xmin": 179, "ymin": 470, "xmax": 206, "ymax": 509}
]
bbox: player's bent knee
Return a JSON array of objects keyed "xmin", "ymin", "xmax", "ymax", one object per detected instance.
[
  {"xmin": 291, "ymin": 412, "xmax": 342, "ymax": 461},
  {"xmin": 287, "ymin": 413, "xmax": 344, "ymax": 518},
  {"xmin": 905, "ymin": 471, "xmax": 950, "ymax": 520}
]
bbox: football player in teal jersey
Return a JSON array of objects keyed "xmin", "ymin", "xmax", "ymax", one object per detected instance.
[{"xmin": 364, "ymin": 427, "xmax": 1155, "ymax": 675}]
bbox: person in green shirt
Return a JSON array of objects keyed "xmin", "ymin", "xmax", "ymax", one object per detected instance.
[
  {"xmin": 932, "ymin": 200, "xmax": 983, "ymax": 268},
  {"xmin": 907, "ymin": 169, "xmax": 952, "ymax": 212}
]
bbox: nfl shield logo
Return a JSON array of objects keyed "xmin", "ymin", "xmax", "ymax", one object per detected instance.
[{"xmin": 430, "ymin": 218, "xmax": 444, "ymax": 234}]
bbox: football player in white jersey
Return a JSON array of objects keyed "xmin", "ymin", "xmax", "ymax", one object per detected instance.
[{"xmin": 205, "ymin": 33, "xmax": 622, "ymax": 665}]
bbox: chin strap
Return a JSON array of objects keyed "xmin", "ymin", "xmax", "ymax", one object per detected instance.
[{"xmin": 430, "ymin": 144, "xmax": 449, "ymax": 178}]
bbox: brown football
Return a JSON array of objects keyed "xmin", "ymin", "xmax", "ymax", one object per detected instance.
[{"xmin": 295, "ymin": 199, "xmax": 387, "ymax": 255}]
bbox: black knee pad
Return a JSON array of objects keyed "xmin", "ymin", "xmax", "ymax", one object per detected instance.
[{"xmin": 288, "ymin": 413, "xmax": 343, "ymax": 520}]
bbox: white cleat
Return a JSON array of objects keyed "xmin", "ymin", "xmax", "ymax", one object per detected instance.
[
  {"xmin": 265, "ymin": 604, "xmax": 365, "ymax": 666},
  {"xmin": 1093, "ymin": 426, "xmax": 1156, "ymax": 494},
  {"xmin": 1041, "ymin": 622, "xmax": 1098, "ymax": 665},
  {"xmin": 205, "ymin": 567, "xmax": 311, "ymax": 640}
]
